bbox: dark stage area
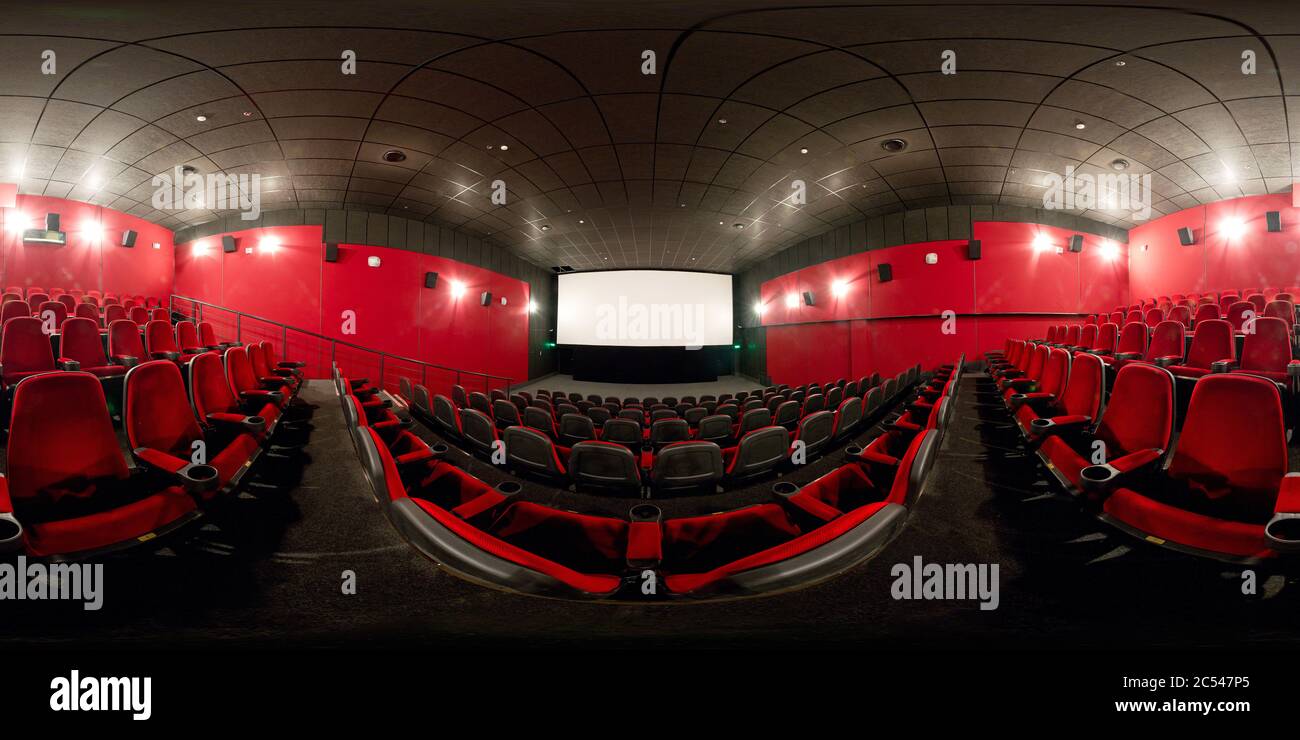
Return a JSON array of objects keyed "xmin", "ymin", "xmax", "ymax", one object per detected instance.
[{"xmin": 561, "ymin": 345, "xmax": 732, "ymax": 383}]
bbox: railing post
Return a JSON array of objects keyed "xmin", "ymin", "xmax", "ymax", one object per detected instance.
[
  {"xmin": 236, "ymin": 313, "xmax": 242, "ymax": 343},
  {"xmin": 379, "ymin": 355, "xmax": 385, "ymax": 391},
  {"xmin": 421, "ymin": 364, "xmax": 427, "ymax": 389},
  {"xmin": 282, "ymin": 325, "xmax": 288, "ymax": 359}
]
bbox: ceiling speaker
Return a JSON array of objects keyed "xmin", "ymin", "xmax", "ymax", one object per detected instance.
[
  {"xmin": 1068, "ymin": 234, "xmax": 1083, "ymax": 253},
  {"xmin": 1267, "ymin": 211, "xmax": 1282, "ymax": 232},
  {"xmin": 802, "ymin": 291, "xmax": 815, "ymax": 306},
  {"xmin": 45, "ymin": 213, "xmax": 60, "ymax": 232},
  {"xmin": 1177, "ymin": 226, "xmax": 1195, "ymax": 246},
  {"xmin": 967, "ymin": 239, "xmax": 981, "ymax": 260},
  {"xmin": 121, "ymin": 229, "xmax": 137, "ymax": 248},
  {"xmin": 424, "ymin": 272, "xmax": 438, "ymax": 289},
  {"xmin": 222, "ymin": 235, "xmax": 237, "ymax": 253},
  {"xmin": 480, "ymin": 291, "xmax": 492, "ymax": 306},
  {"xmin": 324, "ymin": 243, "xmax": 339, "ymax": 262},
  {"xmin": 877, "ymin": 264, "xmax": 893, "ymax": 282}
]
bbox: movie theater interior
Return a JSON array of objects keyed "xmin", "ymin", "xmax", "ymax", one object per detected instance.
[{"xmin": 2, "ymin": 0, "xmax": 1298, "ymax": 720}]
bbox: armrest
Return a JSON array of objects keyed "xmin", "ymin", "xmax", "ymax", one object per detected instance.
[
  {"xmin": 353, "ymin": 386, "xmax": 379, "ymax": 398},
  {"xmin": 394, "ymin": 447, "xmax": 436, "ymax": 466},
  {"xmin": 1005, "ymin": 378, "xmax": 1037, "ymax": 391},
  {"xmin": 1113, "ymin": 352, "xmax": 1142, "ymax": 361},
  {"xmin": 998, "ymin": 369, "xmax": 1025, "ymax": 380},
  {"xmin": 110, "ymin": 354, "xmax": 140, "ymax": 368},
  {"xmin": 56, "ymin": 358, "xmax": 82, "ymax": 371},
  {"xmin": 1265, "ymin": 473, "xmax": 1300, "ymax": 553},
  {"xmin": 1210, "ymin": 359, "xmax": 1237, "ymax": 373},
  {"xmin": 1011, "ymin": 392, "xmax": 1054, "ymax": 409},
  {"xmin": 1024, "ymin": 414, "xmax": 1091, "ymax": 450},
  {"xmin": 1084, "ymin": 349, "xmax": 1112, "ymax": 356},
  {"xmin": 858, "ymin": 448, "xmax": 900, "ymax": 467},
  {"xmin": 151, "ymin": 351, "xmax": 181, "ymax": 361},
  {"xmin": 205, "ymin": 412, "xmax": 267, "ymax": 436},
  {"xmin": 132, "ymin": 447, "xmax": 220, "ymax": 496},
  {"xmin": 258, "ymin": 377, "xmax": 285, "ymax": 389},
  {"xmin": 277, "ymin": 361, "xmax": 306, "ymax": 369},
  {"xmin": 240, "ymin": 389, "xmax": 284, "ymax": 404},
  {"xmin": 270, "ymin": 368, "xmax": 296, "ymax": 378},
  {"xmin": 1077, "ymin": 448, "xmax": 1164, "ymax": 498},
  {"xmin": 1152, "ymin": 355, "xmax": 1181, "ymax": 368},
  {"xmin": 1288, "ymin": 361, "xmax": 1300, "ymax": 378}
]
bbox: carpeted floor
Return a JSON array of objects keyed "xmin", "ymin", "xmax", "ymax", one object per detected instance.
[{"xmin": 4, "ymin": 373, "xmax": 1298, "ymax": 651}]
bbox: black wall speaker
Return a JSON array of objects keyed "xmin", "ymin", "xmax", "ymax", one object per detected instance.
[
  {"xmin": 802, "ymin": 291, "xmax": 815, "ymax": 306},
  {"xmin": 45, "ymin": 213, "xmax": 59, "ymax": 231},
  {"xmin": 1267, "ymin": 211, "xmax": 1282, "ymax": 232},
  {"xmin": 424, "ymin": 272, "xmax": 438, "ymax": 289},
  {"xmin": 222, "ymin": 235, "xmax": 237, "ymax": 253},
  {"xmin": 480, "ymin": 291, "xmax": 492, "ymax": 306},
  {"xmin": 967, "ymin": 239, "xmax": 981, "ymax": 260},
  {"xmin": 877, "ymin": 264, "xmax": 893, "ymax": 282},
  {"xmin": 1177, "ymin": 226, "xmax": 1195, "ymax": 246},
  {"xmin": 121, "ymin": 229, "xmax": 137, "ymax": 247},
  {"xmin": 1068, "ymin": 234, "xmax": 1083, "ymax": 253},
  {"xmin": 324, "ymin": 243, "xmax": 339, "ymax": 262}
]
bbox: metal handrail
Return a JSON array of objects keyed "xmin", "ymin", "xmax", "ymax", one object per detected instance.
[{"xmin": 169, "ymin": 294, "xmax": 513, "ymax": 393}]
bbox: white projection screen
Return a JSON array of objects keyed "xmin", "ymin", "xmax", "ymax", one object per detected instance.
[{"xmin": 557, "ymin": 270, "xmax": 734, "ymax": 347}]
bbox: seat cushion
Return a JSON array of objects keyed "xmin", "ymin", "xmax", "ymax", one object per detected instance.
[
  {"xmin": 23, "ymin": 486, "xmax": 197, "ymax": 557},
  {"xmin": 1103, "ymin": 488, "xmax": 1271, "ymax": 559}
]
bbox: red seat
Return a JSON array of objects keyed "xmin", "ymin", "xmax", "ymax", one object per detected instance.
[
  {"xmin": 104, "ymin": 304, "xmax": 127, "ymax": 325},
  {"xmin": 0, "ymin": 301, "xmax": 29, "ymax": 327},
  {"xmin": 1167, "ymin": 319, "xmax": 1234, "ymax": 379},
  {"xmin": 174, "ymin": 321, "xmax": 209, "ymax": 355},
  {"xmin": 1103, "ymin": 321, "xmax": 1148, "ymax": 366},
  {"xmin": 1036, "ymin": 363, "xmax": 1174, "ymax": 494},
  {"xmin": 129, "ymin": 306, "xmax": 150, "ymax": 326},
  {"xmin": 190, "ymin": 351, "xmax": 277, "ymax": 435},
  {"xmin": 225, "ymin": 345, "xmax": 287, "ymax": 416},
  {"xmin": 125, "ymin": 360, "xmax": 260, "ymax": 499},
  {"xmin": 1225, "ymin": 301, "xmax": 1254, "ymax": 333},
  {"xmin": 73, "ymin": 302, "xmax": 101, "ymax": 326},
  {"xmin": 107, "ymin": 318, "xmax": 146, "ymax": 367},
  {"xmin": 35, "ymin": 300, "xmax": 68, "ymax": 330},
  {"xmin": 0, "ymin": 372, "xmax": 197, "ymax": 557},
  {"xmin": 0, "ymin": 316, "xmax": 56, "ymax": 389},
  {"xmin": 1229, "ymin": 316, "xmax": 1298, "ymax": 384},
  {"xmin": 59, "ymin": 317, "xmax": 125, "ymax": 377},
  {"xmin": 1100, "ymin": 374, "xmax": 1289, "ymax": 560},
  {"xmin": 1016, "ymin": 351, "xmax": 1103, "ymax": 435}
]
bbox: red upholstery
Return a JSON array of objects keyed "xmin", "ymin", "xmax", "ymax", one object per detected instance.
[
  {"xmin": 1168, "ymin": 319, "xmax": 1233, "ymax": 378},
  {"xmin": 129, "ymin": 306, "xmax": 150, "ymax": 326},
  {"xmin": 226, "ymin": 345, "xmax": 287, "ymax": 412},
  {"xmin": 0, "ymin": 316, "xmax": 55, "ymax": 387},
  {"xmin": 1231, "ymin": 316, "xmax": 1295, "ymax": 382},
  {"xmin": 107, "ymin": 318, "xmax": 146, "ymax": 364},
  {"xmin": 4, "ymin": 372, "xmax": 196, "ymax": 556},
  {"xmin": 60, "ymin": 317, "xmax": 124, "ymax": 377}
]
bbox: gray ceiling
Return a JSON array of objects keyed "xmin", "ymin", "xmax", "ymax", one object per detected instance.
[{"xmin": 2, "ymin": 0, "xmax": 1299, "ymax": 272}]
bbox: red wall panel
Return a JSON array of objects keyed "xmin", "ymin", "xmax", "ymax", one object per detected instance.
[
  {"xmin": 0, "ymin": 195, "xmax": 173, "ymax": 300},
  {"xmin": 765, "ymin": 322, "xmax": 851, "ymax": 386},
  {"xmin": 762, "ymin": 221, "xmax": 1128, "ymax": 381},
  {"xmin": 1127, "ymin": 207, "xmax": 1207, "ymax": 300},
  {"xmin": 174, "ymin": 225, "xmax": 532, "ymax": 387}
]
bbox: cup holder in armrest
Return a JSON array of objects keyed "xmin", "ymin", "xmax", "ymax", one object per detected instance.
[
  {"xmin": 495, "ymin": 480, "xmax": 523, "ymax": 496},
  {"xmin": 1265, "ymin": 514, "xmax": 1300, "ymax": 553},
  {"xmin": 1030, "ymin": 418, "xmax": 1054, "ymax": 430},
  {"xmin": 1079, "ymin": 463, "xmax": 1120, "ymax": 490},
  {"xmin": 1009, "ymin": 393, "xmax": 1028, "ymax": 406},
  {"xmin": 243, "ymin": 415, "xmax": 267, "ymax": 435},
  {"xmin": 0, "ymin": 513, "xmax": 23, "ymax": 552},
  {"xmin": 178, "ymin": 463, "xmax": 221, "ymax": 494},
  {"xmin": 772, "ymin": 481, "xmax": 799, "ymax": 498},
  {"xmin": 844, "ymin": 444, "xmax": 863, "ymax": 461},
  {"xmin": 430, "ymin": 443, "xmax": 450, "ymax": 456},
  {"xmin": 630, "ymin": 504, "xmax": 662, "ymax": 523}
]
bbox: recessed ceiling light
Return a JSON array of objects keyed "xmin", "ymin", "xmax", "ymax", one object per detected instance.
[
  {"xmin": 499, "ymin": 145, "xmax": 508, "ymax": 151},
  {"xmin": 540, "ymin": 224, "xmax": 551, "ymax": 231},
  {"xmin": 719, "ymin": 221, "xmax": 725, "ymax": 225},
  {"xmin": 1111, "ymin": 159, "xmax": 1130, "ymax": 171},
  {"xmin": 382, "ymin": 149, "xmax": 406, "ymax": 163},
  {"xmin": 242, "ymin": 111, "xmax": 253, "ymax": 117},
  {"xmin": 881, "ymin": 138, "xmax": 907, "ymax": 153},
  {"xmin": 1115, "ymin": 60, "xmax": 1126, "ymax": 66},
  {"xmin": 578, "ymin": 219, "xmax": 585, "ymax": 224},
  {"xmin": 733, "ymin": 223, "xmax": 745, "ymax": 229},
  {"xmin": 195, "ymin": 114, "xmax": 207, "ymax": 122},
  {"xmin": 1074, "ymin": 121, "xmax": 1086, "ymax": 130},
  {"xmin": 717, "ymin": 118, "xmax": 727, "ymax": 125},
  {"xmin": 799, "ymin": 147, "xmax": 809, "ymax": 154}
]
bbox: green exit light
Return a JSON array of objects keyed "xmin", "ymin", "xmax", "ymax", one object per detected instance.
[{"xmin": 733, "ymin": 343, "xmax": 741, "ymax": 350}]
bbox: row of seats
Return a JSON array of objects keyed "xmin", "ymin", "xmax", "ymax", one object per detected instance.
[
  {"xmin": 1, "ymin": 299, "xmax": 172, "ymax": 330},
  {"xmin": 985, "ymin": 338, "xmax": 1300, "ymax": 561},
  {"xmin": 3, "ymin": 286, "xmax": 163, "ymax": 310},
  {"xmin": 400, "ymin": 367, "xmax": 923, "ymax": 496},
  {"xmin": 0, "ymin": 341, "xmax": 304, "ymax": 558},
  {"xmin": 344, "ymin": 360, "xmax": 955, "ymax": 598}
]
